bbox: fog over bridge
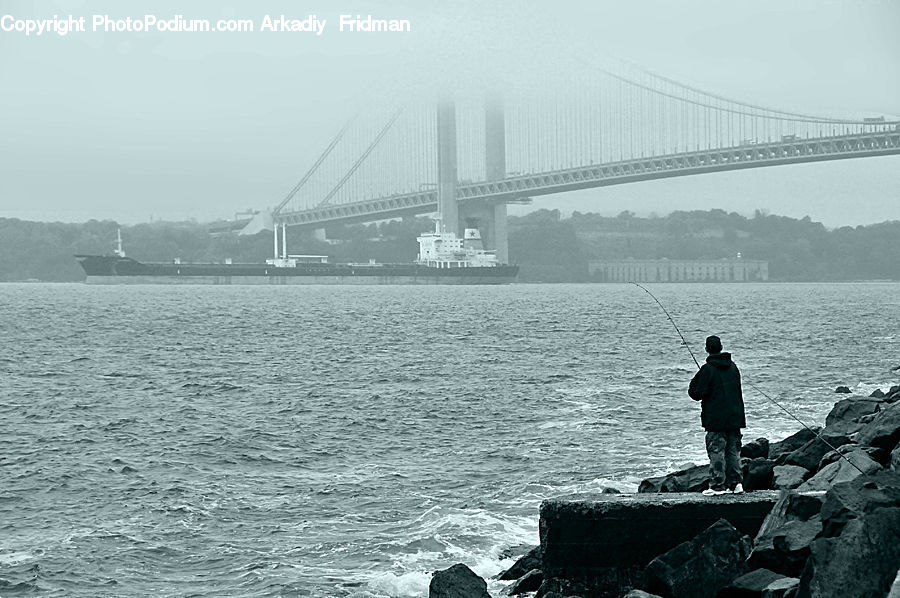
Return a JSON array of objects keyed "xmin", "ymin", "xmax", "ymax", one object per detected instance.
[{"xmin": 246, "ymin": 63, "xmax": 900, "ymax": 262}]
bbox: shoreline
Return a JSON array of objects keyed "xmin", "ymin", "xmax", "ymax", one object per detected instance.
[{"xmin": 431, "ymin": 383, "xmax": 900, "ymax": 598}]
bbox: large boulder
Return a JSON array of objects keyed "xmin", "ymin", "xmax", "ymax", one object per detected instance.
[
  {"xmin": 742, "ymin": 458, "xmax": 775, "ymax": 491},
  {"xmin": 834, "ymin": 386, "xmax": 852, "ymax": 394},
  {"xmin": 429, "ymin": 564, "xmax": 491, "ymax": 598},
  {"xmin": 497, "ymin": 545, "xmax": 541, "ymax": 580},
  {"xmin": 748, "ymin": 491, "xmax": 825, "ymax": 577},
  {"xmin": 506, "ymin": 568, "xmax": 542, "ymax": 595},
  {"xmin": 893, "ymin": 445, "xmax": 900, "ymax": 472},
  {"xmin": 498, "ymin": 544, "xmax": 534, "ymax": 560},
  {"xmin": 824, "ymin": 400, "xmax": 885, "ymax": 438},
  {"xmin": 825, "ymin": 397, "xmax": 883, "ymax": 428},
  {"xmin": 741, "ymin": 438, "xmax": 770, "ymax": 460},
  {"xmin": 818, "ymin": 443, "xmax": 890, "ymax": 470},
  {"xmin": 536, "ymin": 577, "xmax": 596, "ymax": 598},
  {"xmin": 772, "ymin": 465, "xmax": 811, "ymax": 490},
  {"xmin": 769, "ymin": 428, "xmax": 820, "ymax": 463},
  {"xmin": 717, "ymin": 568, "xmax": 794, "ymax": 597},
  {"xmin": 796, "ymin": 506, "xmax": 900, "ymax": 598},
  {"xmin": 638, "ymin": 464, "xmax": 709, "ymax": 493},
  {"xmin": 823, "ymin": 420, "xmax": 866, "ymax": 437},
  {"xmin": 857, "ymin": 406, "xmax": 900, "ymax": 452},
  {"xmin": 782, "ymin": 432, "xmax": 852, "ymax": 472},
  {"xmin": 761, "ymin": 576, "xmax": 801, "ymax": 598},
  {"xmin": 759, "ymin": 517, "xmax": 822, "ymax": 577},
  {"xmin": 818, "ymin": 470, "xmax": 900, "ymax": 537},
  {"xmin": 797, "ymin": 449, "xmax": 883, "ymax": 492},
  {"xmin": 643, "ymin": 519, "xmax": 751, "ymax": 598}
]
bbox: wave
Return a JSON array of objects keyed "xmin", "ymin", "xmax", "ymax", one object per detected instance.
[
  {"xmin": 364, "ymin": 571, "xmax": 431, "ymax": 598},
  {"xmin": 348, "ymin": 505, "xmax": 537, "ymax": 598},
  {"xmin": 852, "ymin": 380, "xmax": 897, "ymax": 396},
  {"xmin": 0, "ymin": 578, "xmax": 45, "ymax": 593},
  {"xmin": 180, "ymin": 382, "xmax": 244, "ymax": 392},
  {"xmin": 101, "ymin": 418, "xmax": 137, "ymax": 430}
]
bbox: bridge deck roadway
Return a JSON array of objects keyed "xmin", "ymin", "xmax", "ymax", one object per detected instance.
[{"xmin": 277, "ymin": 130, "xmax": 900, "ymax": 230}]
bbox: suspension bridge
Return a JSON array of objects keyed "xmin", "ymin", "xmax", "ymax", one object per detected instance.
[{"xmin": 239, "ymin": 63, "xmax": 900, "ymax": 263}]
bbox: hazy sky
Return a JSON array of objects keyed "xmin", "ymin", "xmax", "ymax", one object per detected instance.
[{"xmin": 2, "ymin": 0, "xmax": 898, "ymax": 227}]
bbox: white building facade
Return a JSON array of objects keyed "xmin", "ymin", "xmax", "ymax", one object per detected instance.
[{"xmin": 589, "ymin": 258, "xmax": 769, "ymax": 282}]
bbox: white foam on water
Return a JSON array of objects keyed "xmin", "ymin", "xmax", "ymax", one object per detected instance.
[
  {"xmin": 535, "ymin": 476, "xmax": 640, "ymax": 496},
  {"xmin": 365, "ymin": 570, "xmax": 431, "ymax": 598},
  {"xmin": 0, "ymin": 551, "xmax": 38, "ymax": 565},
  {"xmin": 555, "ymin": 397, "xmax": 600, "ymax": 411},
  {"xmin": 854, "ymin": 381, "xmax": 896, "ymax": 396},
  {"xmin": 360, "ymin": 506, "xmax": 538, "ymax": 597},
  {"xmin": 363, "ymin": 553, "xmax": 512, "ymax": 598},
  {"xmin": 537, "ymin": 419, "xmax": 592, "ymax": 430}
]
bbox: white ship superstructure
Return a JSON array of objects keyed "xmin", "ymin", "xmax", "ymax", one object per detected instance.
[{"xmin": 416, "ymin": 220, "xmax": 500, "ymax": 268}]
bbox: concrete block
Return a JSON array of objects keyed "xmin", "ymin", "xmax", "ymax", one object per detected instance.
[{"xmin": 540, "ymin": 491, "xmax": 781, "ymax": 579}]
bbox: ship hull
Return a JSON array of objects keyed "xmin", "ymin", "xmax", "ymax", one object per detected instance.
[{"xmin": 75, "ymin": 256, "xmax": 518, "ymax": 285}]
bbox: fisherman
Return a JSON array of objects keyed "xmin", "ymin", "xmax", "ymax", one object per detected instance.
[{"xmin": 688, "ymin": 335, "xmax": 746, "ymax": 495}]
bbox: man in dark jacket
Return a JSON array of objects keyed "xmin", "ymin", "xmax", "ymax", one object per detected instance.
[{"xmin": 689, "ymin": 335, "xmax": 746, "ymax": 495}]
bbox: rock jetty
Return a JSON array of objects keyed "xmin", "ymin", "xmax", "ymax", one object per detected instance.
[{"xmin": 429, "ymin": 384, "xmax": 900, "ymax": 598}]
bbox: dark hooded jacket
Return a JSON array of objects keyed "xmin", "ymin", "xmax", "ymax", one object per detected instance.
[{"xmin": 688, "ymin": 352, "xmax": 746, "ymax": 431}]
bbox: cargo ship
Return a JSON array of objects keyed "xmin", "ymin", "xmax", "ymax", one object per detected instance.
[{"xmin": 75, "ymin": 223, "xmax": 518, "ymax": 285}]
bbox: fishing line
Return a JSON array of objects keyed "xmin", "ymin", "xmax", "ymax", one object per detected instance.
[
  {"xmin": 632, "ymin": 282, "xmax": 700, "ymax": 368},
  {"xmin": 630, "ymin": 281, "xmax": 867, "ymax": 476}
]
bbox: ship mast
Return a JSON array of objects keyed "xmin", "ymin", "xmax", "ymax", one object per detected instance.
[
  {"xmin": 434, "ymin": 184, "xmax": 443, "ymax": 234},
  {"xmin": 273, "ymin": 224, "xmax": 279, "ymax": 259},
  {"xmin": 273, "ymin": 221, "xmax": 289, "ymax": 259},
  {"xmin": 114, "ymin": 228, "xmax": 125, "ymax": 257}
]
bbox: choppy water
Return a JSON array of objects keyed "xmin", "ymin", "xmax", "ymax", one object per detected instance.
[{"xmin": 2, "ymin": 282, "xmax": 898, "ymax": 597}]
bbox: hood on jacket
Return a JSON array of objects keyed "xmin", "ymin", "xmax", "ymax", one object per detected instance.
[{"xmin": 706, "ymin": 352, "xmax": 733, "ymax": 369}]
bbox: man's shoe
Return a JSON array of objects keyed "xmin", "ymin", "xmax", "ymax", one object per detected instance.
[
  {"xmin": 702, "ymin": 488, "xmax": 729, "ymax": 496},
  {"xmin": 732, "ymin": 483, "xmax": 744, "ymax": 494}
]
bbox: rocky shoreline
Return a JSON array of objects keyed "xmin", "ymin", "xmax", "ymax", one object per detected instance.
[{"xmin": 429, "ymin": 384, "xmax": 900, "ymax": 598}]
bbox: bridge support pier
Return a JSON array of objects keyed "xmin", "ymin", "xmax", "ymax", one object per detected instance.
[
  {"xmin": 457, "ymin": 200, "xmax": 508, "ymax": 264},
  {"xmin": 492, "ymin": 203, "xmax": 508, "ymax": 264}
]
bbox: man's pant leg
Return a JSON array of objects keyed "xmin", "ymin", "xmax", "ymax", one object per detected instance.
[
  {"xmin": 725, "ymin": 429, "xmax": 743, "ymax": 490},
  {"xmin": 705, "ymin": 430, "xmax": 727, "ymax": 491}
]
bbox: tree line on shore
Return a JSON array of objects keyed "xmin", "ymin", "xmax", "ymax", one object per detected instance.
[
  {"xmin": 512, "ymin": 208, "xmax": 900, "ymax": 282},
  {"xmin": 0, "ymin": 208, "xmax": 898, "ymax": 282}
]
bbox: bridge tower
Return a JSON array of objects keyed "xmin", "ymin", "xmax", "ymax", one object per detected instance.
[
  {"xmin": 437, "ymin": 98, "xmax": 459, "ymax": 234},
  {"xmin": 484, "ymin": 94, "xmax": 508, "ymax": 264},
  {"xmin": 456, "ymin": 95, "xmax": 509, "ymax": 263}
]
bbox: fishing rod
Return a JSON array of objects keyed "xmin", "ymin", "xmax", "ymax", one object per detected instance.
[{"xmin": 630, "ymin": 281, "xmax": 867, "ymax": 476}]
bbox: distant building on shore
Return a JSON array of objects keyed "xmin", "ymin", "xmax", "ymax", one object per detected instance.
[{"xmin": 589, "ymin": 257, "xmax": 769, "ymax": 282}]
